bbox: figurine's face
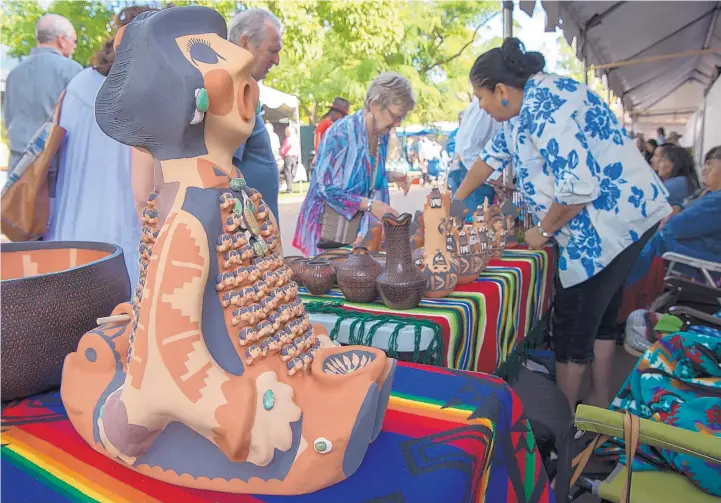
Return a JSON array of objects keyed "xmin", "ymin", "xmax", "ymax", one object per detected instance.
[{"xmin": 176, "ymin": 33, "xmax": 259, "ymax": 148}]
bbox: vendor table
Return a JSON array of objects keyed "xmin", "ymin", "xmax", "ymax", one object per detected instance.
[
  {"xmin": 303, "ymin": 246, "xmax": 556, "ymax": 373},
  {"xmin": 1, "ymin": 362, "xmax": 554, "ymax": 503}
]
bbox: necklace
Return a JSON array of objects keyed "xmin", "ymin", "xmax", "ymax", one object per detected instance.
[{"xmin": 226, "ymin": 170, "xmax": 268, "ymax": 258}]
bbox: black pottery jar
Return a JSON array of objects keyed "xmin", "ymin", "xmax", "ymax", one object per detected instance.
[{"xmin": 375, "ymin": 213, "xmax": 426, "ymax": 310}]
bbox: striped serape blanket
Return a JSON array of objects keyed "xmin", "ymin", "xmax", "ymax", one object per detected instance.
[
  {"xmin": 1, "ymin": 362, "xmax": 554, "ymax": 503},
  {"xmin": 301, "ymin": 246, "xmax": 556, "ymax": 373}
]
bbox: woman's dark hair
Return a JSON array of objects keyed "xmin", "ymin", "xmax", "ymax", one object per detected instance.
[
  {"xmin": 705, "ymin": 145, "xmax": 721, "ymax": 163},
  {"xmin": 661, "ymin": 144, "xmax": 700, "ymax": 191},
  {"xmin": 95, "ymin": 6, "xmax": 227, "ymax": 160},
  {"xmin": 646, "ymin": 139, "xmax": 658, "ymax": 149},
  {"xmin": 92, "ymin": 6, "xmax": 159, "ymax": 77},
  {"xmin": 469, "ymin": 37, "xmax": 546, "ymax": 90}
]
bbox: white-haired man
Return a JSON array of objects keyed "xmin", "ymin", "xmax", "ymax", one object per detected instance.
[
  {"xmin": 228, "ymin": 8, "xmax": 284, "ymax": 223},
  {"xmin": 4, "ymin": 14, "xmax": 82, "ymax": 170}
]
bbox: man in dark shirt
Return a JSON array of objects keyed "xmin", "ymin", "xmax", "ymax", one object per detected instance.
[{"xmin": 228, "ymin": 8, "xmax": 284, "ymax": 223}]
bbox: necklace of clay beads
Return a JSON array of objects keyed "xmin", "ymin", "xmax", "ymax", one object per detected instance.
[{"xmin": 228, "ymin": 175, "xmax": 269, "ymax": 258}]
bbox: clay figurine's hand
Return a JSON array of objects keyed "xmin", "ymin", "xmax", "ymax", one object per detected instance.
[
  {"xmin": 524, "ymin": 226, "xmax": 548, "ymax": 249},
  {"xmin": 370, "ymin": 201, "xmax": 399, "ymax": 221}
]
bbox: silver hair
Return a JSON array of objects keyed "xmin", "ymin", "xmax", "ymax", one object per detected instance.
[
  {"xmin": 365, "ymin": 72, "xmax": 415, "ymax": 113},
  {"xmin": 228, "ymin": 8, "xmax": 283, "ymax": 47},
  {"xmin": 35, "ymin": 14, "xmax": 74, "ymax": 43}
]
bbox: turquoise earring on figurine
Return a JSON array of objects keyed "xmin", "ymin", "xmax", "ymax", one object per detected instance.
[
  {"xmin": 191, "ymin": 88, "xmax": 209, "ymax": 125},
  {"xmin": 501, "ymin": 98, "xmax": 508, "ymax": 107}
]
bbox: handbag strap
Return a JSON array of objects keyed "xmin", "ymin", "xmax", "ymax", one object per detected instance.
[
  {"xmin": 52, "ymin": 90, "xmax": 67, "ymax": 124},
  {"xmin": 368, "ymin": 136, "xmax": 382, "ymax": 198}
]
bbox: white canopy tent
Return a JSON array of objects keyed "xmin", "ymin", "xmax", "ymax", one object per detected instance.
[{"xmin": 518, "ymin": 1, "xmax": 721, "ymax": 153}]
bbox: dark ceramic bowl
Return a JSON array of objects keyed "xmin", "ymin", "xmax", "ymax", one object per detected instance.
[
  {"xmin": 1, "ymin": 241, "xmax": 131, "ymax": 401},
  {"xmin": 283, "ymin": 256, "xmax": 309, "ymax": 286},
  {"xmin": 300, "ymin": 259, "xmax": 336, "ymax": 296}
]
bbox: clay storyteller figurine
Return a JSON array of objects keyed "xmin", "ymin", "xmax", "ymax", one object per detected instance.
[{"xmin": 60, "ymin": 6, "xmax": 396, "ymax": 496}]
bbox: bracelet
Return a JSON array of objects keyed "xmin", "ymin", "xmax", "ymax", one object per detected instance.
[
  {"xmin": 365, "ymin": 198, "xmax": 375, "ymax": 212},
  {"xmin": 537, "ymin": 221, "xmax": 553, "ymax": 239}
]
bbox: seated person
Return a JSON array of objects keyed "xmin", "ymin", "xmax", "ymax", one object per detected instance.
[
  {"xmin": 654, "ymin": 144, "xmax": 700, "ymax": 208},
  {"xmin": 623, "ymin": 145, "xmax": 721, "ymax": 313}
]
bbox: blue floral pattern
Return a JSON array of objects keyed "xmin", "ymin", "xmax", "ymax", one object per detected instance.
[{"xmin": 481, "ymin": 73, "xmax": 672, "ymax": 287}]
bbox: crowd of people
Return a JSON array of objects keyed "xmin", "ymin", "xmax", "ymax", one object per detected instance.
[{"xmin": 3, "ymin": 5, "xmax": 720, "ymax": 415}]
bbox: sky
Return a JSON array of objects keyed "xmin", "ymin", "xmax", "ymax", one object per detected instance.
[{"xmin": 479, "ymin": 1, "xmax": 565, "ymax": 72}]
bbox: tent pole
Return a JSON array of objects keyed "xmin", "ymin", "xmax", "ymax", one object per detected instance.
[
  {"xmin": 590, "ymin": 47, "xmax": 721, "ymax": 71},
  {"xmin": 503, "ymin": 1, "xmax": 513, "ymax": 38}
]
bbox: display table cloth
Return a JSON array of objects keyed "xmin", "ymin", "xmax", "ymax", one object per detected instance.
[
  {"xmin": 1, "ymin": 362, "xmax": 554, "ymax": 503},
  {"xmin": 303, "ymin": 246, "xmax": 556, "ymax": 373}
]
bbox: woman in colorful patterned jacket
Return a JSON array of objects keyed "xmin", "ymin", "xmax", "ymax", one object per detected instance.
[
  {"xmin": 455, "ymin": 38, "xmax": 672, "ymax": 412},
  {"xmin": 293, "ymin": 73, "xmax": 413, "ymax": 257}
]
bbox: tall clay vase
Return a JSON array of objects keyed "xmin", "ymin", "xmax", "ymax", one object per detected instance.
[
  {"xmin": 301, "ymin": 259, "xmax": 336, "ymax": 295},
  {"xmin": 375, "ymin": 213, "xmax": 427, "ymax": 310},
  {"xmin": 336, "ymin": 246, "xmax": 382, "ymax": 303}
]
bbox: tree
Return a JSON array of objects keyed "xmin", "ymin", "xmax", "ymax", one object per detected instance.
[
  {"xmin": 555, "ymin": 34, "xmax": 615, "ymax": 102},
  {"xmin": 1, "ymin": 0, "xmax": 501, "ymax": 124},
  {"xmin": 1, "ymin": 0, "xmax": 124, "ymax": 67}
]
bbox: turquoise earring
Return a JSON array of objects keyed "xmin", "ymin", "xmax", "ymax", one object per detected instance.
[
  {"xmin": 191, "ymin": 88, "xmax": 209, "ymax": 125},
  {"xmin": 501, "ymin": 98, "xmax": 508, "ymax": 107}
]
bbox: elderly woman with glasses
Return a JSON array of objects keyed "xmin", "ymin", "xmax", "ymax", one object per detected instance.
[{"xmin": 293, "ymin": 72, "xmax": 414, "ymax": 256}]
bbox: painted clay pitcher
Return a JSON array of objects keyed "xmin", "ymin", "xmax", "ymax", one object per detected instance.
[
  {"xmin": 60, "ymin": 7, "xmax": 396, "ymax": 496},
  {"xmin": 375, "ymin": 213, "xmax": 426, "ymax": 310},
  {"xmin": 336, "ymin": 246, "xmax": 382, "ymax": 303}
]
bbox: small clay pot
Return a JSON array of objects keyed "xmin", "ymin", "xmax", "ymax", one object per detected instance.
[
  {"xmin": 301, "ymin": 259, "xmax": 336, "ymax": 295},
  {"xmin": 336, "ymin": 246, "xmax": 382, "ymax": 303},
  {"xmin": 284, "ymin": 256, "xmax": 309, "ymax": 286}
]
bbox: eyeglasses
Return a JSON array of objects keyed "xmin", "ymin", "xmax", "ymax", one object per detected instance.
[
  {"xmin": 384, "ymin": 106, "xmax": 406, "ymax": 124},
  {"xmin": 61, "ymin": 34, "xmax": 77, "ymax": 46}
]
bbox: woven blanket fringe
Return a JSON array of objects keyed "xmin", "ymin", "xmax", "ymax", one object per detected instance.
[
  {"xmin": 494, "ymin": 311, "xmax": 551, "ymax": 382},
  {"xmin": 304, "ymin": 300, "xmax": 445, "ymax": 366}
]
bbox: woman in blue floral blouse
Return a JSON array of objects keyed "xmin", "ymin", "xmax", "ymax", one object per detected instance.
[{"xmin": 455, "ymin": 38, "xmax": 672, "ymax": 412}]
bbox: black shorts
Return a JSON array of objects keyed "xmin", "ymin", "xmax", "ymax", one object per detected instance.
[{"xmin": 552, "ymin": 225, "xmax": 656, "ymax": 364}]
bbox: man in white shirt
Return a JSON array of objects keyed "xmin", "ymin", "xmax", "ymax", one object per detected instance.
[
  {"xmin": 448, "ymin": 97, "xmax": 501, "ymax": 211},
  {"xmin": 265, "ymin": 121, "xmax": 281, "ymax": 168},
  {"xmin": 280, "ymin": 125, "xmax": 300, "ymax": 193}
]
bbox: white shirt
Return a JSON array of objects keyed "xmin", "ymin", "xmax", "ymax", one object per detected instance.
[
  {"xmin": 266, "ymin": 124, "xmax": 281, "ymax": 158},
  {"xmin": 481, "ymin": 73, "xmax": 672, "ymax": 288},
  {"xmin": 454, "ymin": 97, "xmax": 501, "ymax": 175}
]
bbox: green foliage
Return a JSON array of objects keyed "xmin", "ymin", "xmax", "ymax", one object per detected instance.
[
  {"xmin": 258, "ymin": 0, "xmax": 500, "ymax": 124},
  {"xmin": 555, "ymin": 34, "xmax": 615, "ymax": 101},
  {"xmin": 0, "ymin": 0, "xmax": 150, "ymax": 67},
  {"xmin": 1, "ymin": 0, "xmax": 501, "ymax": 124}
]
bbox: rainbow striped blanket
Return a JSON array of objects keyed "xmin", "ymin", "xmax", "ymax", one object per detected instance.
[
  {"xmin": 301, "ymin": 246, "xmax": 555, "ymax": 373},
  {"xmin": 1, "ymin": 362, "xmax": 554, "ymax": 503}
]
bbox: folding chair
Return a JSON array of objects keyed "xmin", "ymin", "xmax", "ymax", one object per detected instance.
[{"xmin": 571, "ymin": 405, "xmax": 721, "ymax": 503}]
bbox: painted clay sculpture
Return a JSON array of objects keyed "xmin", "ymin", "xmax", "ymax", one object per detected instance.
[
  {"xmin": 474, "ymin": 200, "xmax": 509, "ymax": 259},
  {"xmin": 60, "ymin": 7, "xmax": 396, "ymax": 496},
  {"xmin": 418, "ymin": 187, "xmax": 458, "ymax": 297}
]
